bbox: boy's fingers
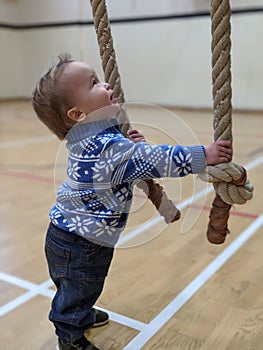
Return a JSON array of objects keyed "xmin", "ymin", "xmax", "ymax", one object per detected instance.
[
  {"xmin": 217, "ymin": 140, "xmax": 232, "ymax": 147},
  {"xmin": 218, "ymin": 146, "xmax": 232, "ymax": 154},
  {"xmin": 128, "ymin": 129, "xmax": 140, "ymax": 135}
]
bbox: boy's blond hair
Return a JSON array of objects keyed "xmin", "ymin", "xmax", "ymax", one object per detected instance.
[{"xmin": 32, "ymin": 54, "xmax": 75, "ymax": 140}]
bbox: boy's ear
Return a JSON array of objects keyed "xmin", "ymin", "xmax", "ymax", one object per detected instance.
[{"xmin": 67, "ymin": 107, "xmax": 84, "ymax": 121}]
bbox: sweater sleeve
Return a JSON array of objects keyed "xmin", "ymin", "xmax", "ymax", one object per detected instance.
[{"xmin": 93, "ymin": 137, "xmax": 206, "ymax": 185}]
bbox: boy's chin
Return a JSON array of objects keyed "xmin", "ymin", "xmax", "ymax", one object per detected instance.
[{"xmin": 87, "ymin": 104, "xmax": 121, "ymax": 122}]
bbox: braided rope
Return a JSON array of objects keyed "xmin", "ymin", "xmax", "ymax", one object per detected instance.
[
  {"xmin": 89, "ymin": 0, "xmax": 253, "ymax": 235},
  {"xmin": 205, "ymin": 0, "xmax": 253, "ymax": 244},
  {"xmin": 199, "ymin": 163, "xmax": 253, "ymax": 204},
  {"xmin": 211, "ymin": 0, "xmax": 232, "ymax": 142},
  {"xmin": 90, "ymin": 0, "xmax": 129, "ymax": 134},
  {"xmin": 89, "ymin": 0, "xmax": 180, "ymax": 224}
]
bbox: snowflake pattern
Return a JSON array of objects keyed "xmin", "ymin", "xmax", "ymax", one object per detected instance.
[
  {"xmin": 67, "ymin": 160, "xmax": 81, "ymax": 180},
  {"xmin": 50, "ymin": 120, "xmax": 205, "ymax": 245},
  {"xmin": 97, "ymin": 135, "xmax": 111, "ymax": 145},
  {"xmin": 66, "ymin": 215, "xmax": 93, "ymax": 236},
  {"xmin": 92, "ymin": 147, "xmax": 122, "ymax": 182},
  {"xmin": 174, "ymin": 150, "xmax": 192, "ymax": 176},
  {"xmin": 50, "ymin": 208, "xmax": 67, "ymax": 226},
  {"xmin": 93, "ymin": 219, "xmax": 118, "ymax": 238}
]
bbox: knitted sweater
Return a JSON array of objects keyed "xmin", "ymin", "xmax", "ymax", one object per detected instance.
[{"xmin": 50, "ymin": 118, "xmax": 206, "ymax": 246}]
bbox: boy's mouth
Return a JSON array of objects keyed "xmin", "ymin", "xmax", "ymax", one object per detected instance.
[
  {"xmin": 110, "ymin": 93, "xmax": 118, "ymax": 104},
  {"xmin": 111, "ymin": 97, "xmax": 118, "ymax": 104}
]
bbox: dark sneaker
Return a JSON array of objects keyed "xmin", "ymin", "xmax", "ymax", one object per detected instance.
[
  {"xmin": 93, "ymin": 308, "xmax": 109, "ymax": 327},
  {"xmin": 58, "ymin": 336, "xmax": 99, "ymax": 350}
]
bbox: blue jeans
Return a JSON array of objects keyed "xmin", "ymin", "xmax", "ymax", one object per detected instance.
[{"xmin": 45, "ymin": 222, "xmax": 114, "ymax": 342}]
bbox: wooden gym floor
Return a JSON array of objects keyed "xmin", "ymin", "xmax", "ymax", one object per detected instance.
[{"xmin": 0, "ymin": 99, "xmax": 263, "ymax": 350}]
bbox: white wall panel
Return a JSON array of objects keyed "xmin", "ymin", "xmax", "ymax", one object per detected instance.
[{"xmin": 0, "ymin": 0, "xmax": 263, "ymax": 110}]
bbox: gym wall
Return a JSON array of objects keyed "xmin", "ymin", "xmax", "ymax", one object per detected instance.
[{"xmin": 0, "ymin": 0, "xmax": 262, "ymax": 110}]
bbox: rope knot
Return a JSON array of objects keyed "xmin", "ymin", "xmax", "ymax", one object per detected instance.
[{"xmin": 199, "ymin": 162, "xmax": 254, "ymax": 205}]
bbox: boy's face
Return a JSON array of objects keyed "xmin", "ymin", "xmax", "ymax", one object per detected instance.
[{"xmin": 63, "ymin": 61, "xmax": 119, "ymax": 120}]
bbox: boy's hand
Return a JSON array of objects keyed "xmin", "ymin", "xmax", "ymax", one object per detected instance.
[
  {"xmin": 205, "ymin": 140, "xmax": 232, "ymax": 165},
  {"xmin": 128, "ymin": 129, "xmax": 146, "ymax": 143}
]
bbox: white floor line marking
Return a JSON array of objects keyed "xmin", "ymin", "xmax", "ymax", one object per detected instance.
[
  {"xmin": 0, "ymin": 272, "xmax": 54, "ymax": 298},
  {"xmin": 117, "ymin": 186, "xmax": 212, "ymax": 247},
  {"xmin": 245, "ymin": 155, "xmax": 263, "ymax": 170},
  {"xmin": 0, "ymin": 290, "xmax": 39, "ymax": 317},
  {"xmin": 40, "ymin": 278, "xmax": 55, "ymax": 289},
  {"xmin": 0, "ymin": 273, "xmax": 55, "ymax": 316},
  {"xmin": 117, "ymin": 156, "xmax": 263, "ymax": 247},
  {"xmin": 0, "ymin": 134, "xmax": 55, "ymax": 149},
  {"xmin": 0, "ymin": 272, "xmax": 41, "ymax": 290},
  {"xmin": 0, "ymin": 272, "xmax": 146, "ymax": 331},
  {"xmin": 123, "ymin": 215, "xmax": 263, "ymax": 350},
  {"xmin": 95, "ymin": 306, "xmax": 147, "ymax": 331},
  {"xmin": 1, "ymin": 157, "xmax": 261, "ymax": 331}
]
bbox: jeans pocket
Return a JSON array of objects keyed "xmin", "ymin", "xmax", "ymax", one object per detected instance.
[{"xmin": 45, "ymin": 236, "xmax": 70, "ymax": 278}]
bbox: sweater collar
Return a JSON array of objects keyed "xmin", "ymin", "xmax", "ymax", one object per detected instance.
[{"xmin": 66, "ymin": 117, "xmax": 121, "ymax": 143}]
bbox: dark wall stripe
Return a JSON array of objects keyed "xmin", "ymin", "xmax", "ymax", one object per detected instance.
[{"xmin": 0, "ymin": 7, "xmax": 263, "ymax": 31}]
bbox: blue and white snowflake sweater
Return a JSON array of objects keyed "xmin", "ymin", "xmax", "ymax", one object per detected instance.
[{"xmin": 50, "ymin": 118, "xmax": 206, "ymax": 246}]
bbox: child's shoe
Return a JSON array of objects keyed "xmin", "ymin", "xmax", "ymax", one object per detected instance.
[
  {"xmin": 93, "ymin": 308, "xmax": 109, "ymax": 327},
  {"xmin": 58, "ymin": 336, "xmax": 99, "ymax": 350},
  {"xmin": 57, "ymin": 310, "xmax": 108, "ymax": 349}
]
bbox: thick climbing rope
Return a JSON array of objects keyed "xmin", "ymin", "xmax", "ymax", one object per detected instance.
[
  {"xmin": 89, "ymin": 0, "xmax": 253, "ymax": 238},
  {"xmin": 89, "ymin": 0, "xmax": 127, "ymax": 130},
  {"xmin": 200, "ymin": 0, "xmax": 253, "ymax": 244},
  {"xmin": 89, "ymin": 0, "xmax": 181, "ymax": 224}
]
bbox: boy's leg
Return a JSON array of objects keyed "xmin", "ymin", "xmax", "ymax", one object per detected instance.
[{"xmin": 45, "ymin": 223, "xmax": 114, "ymax": 343}]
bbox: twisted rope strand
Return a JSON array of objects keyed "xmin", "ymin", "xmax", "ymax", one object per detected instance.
[
  {"xmin": 90, "ymin": 0, "xmax": 125, "ymax": 107},
  {"xmin": 205, "ymin": 0, "xmax": 253, "ymax": 244},
  {"xmin": 211, "ymin": 0, "xmax": 232, "ymax": 142},
  {"xmin": 89, "ymin": 0, "xmax": 180, "ymax": 224}
]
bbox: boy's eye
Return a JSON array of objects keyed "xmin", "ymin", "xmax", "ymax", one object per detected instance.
[{"xmin": 92, "ymin": 79, "xmax": 97, "ymax": 86}]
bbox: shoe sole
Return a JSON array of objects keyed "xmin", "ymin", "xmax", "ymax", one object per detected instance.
[
  {"xmin": 55, "ymin": 318, "xmax": 108, "ymax": 349},
  {"xmin": 93, "ymin": 318, "xmax": 109, "ymax": 327}
]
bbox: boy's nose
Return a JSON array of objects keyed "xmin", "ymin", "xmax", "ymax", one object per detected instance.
[{"xmin": 103, "ymin": 82, "xmax": 110, "ymax": 90}]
